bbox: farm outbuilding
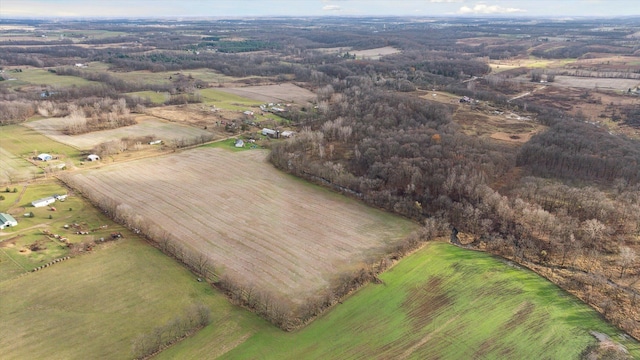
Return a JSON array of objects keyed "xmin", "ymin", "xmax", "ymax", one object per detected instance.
[
  {"xmin": 235, "ymin": 139, "xmax": 245, "ymax": 148},
  {"xmin": 86, "ymin": 154, "xmax": 100, "ymax": 161},
  {"xmin": 261, "ymin": 128, "xmax": 277, "ymax": 136},
  {"xmin": 281, "ymin": 131, "xmax": 294, "ymax": 138},
  {"xmin": 37, "ymin": 153, "xmax": 53, "ymax": 161},
  {"xmin": 32, "ymin": 196, "xmax": 55, "ymax": 208},
  {"xmin": 0, "ymin": 213, "xmax": 18, "ymax": 229}
]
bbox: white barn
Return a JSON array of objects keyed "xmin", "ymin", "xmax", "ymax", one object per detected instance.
[
  {"xmin": 0, "ymin": 213, "xmax": 18, "ymax": 229},
  {"xmin": 37, "ymin": 153, "xmax": 53, "ymax": 161},
  {"xmin": 32, "ymin": 196, "xmax": 55, "ymax": 208}
]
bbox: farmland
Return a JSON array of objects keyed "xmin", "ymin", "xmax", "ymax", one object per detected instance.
[
  {"xmin": 160, "ymin": 242, "xmax": 640, "ymax": 359},
  {"xmin": 0, "ymin": 233, "xmax": 250, "ymax": 360},
  {"xmin": 217, "ymin": 83, "xmax": 316, "ymax": 104},
  {"xmin": 0, "ymin": 181, "xmax": 124, "ymax": 281},
  {"xmin": 1, "ymin": 68, "xmax": 94, "ymax": 88},
  {"xmin": 350, "ymin": 46, "xmax": 401, "ymax": 60},
  {"xmin": 0, "ymin": 147, "xmax": 34, "ymax": 184},
  {"xmin": 551, "ymin": 75, "xmax": 640, "ymax": 91},
  {"xmin": 24, "ymin": 115, "xmax": 216, "ymax": 150},
  {"xmin": 62, "ymin": 148, "xmax": 418, "ymax": 303}
]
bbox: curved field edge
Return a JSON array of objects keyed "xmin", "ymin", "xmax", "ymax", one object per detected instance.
[
  {"xmin": 0, "ymin": 236, "xmax": 257, "ymax": 360},
  {"xmin": 159, "ymin": 242, "xmax": 640, "ymax": 360},
  {"xmin": 61, "ymin": 148, "xmax": 418, "ymax": 303}
]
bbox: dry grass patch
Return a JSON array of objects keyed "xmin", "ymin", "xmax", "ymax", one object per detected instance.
[
  {"xmin": 552, "ymin": 76, "xmax": 640, "ymax": 91},
  {"xmin": 63, "ymin": 148, "xmax": 417, "ymax": 304},
  {"xmin": 24, "ymin": 115, "xmax": 215, "ymax": 150},
  {"xmin": 218, "ymin": 83, "xmax": 316, "ymax": 104},
  {"xmin": 350, "ymin": 46, "xmax": 401, "ymax": 59}
]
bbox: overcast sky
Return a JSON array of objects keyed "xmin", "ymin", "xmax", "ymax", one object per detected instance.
[{"xmin": 1, "ymin": 0, "xmax": 638, "ymax": 18}]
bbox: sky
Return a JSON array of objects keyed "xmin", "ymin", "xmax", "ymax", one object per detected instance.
[{"xmin": 0, "ymin": 0, "xmax": 638, "ymax": 18}]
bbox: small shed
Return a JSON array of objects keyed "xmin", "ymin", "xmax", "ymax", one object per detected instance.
[
  {"xmin": 235, "ymin": 139, "xmax": 245, "ymax": 148},
  {"xmin": 32, "ymin": 196, "xmax": 55, "ymax": 208},
  {"xmin": 0, "ymin": 213, "xmax": 18, "ymax": 229},
  {"xmin": 86, "ymin": 154, "xmax": 100, "ymax": 162},
  {"xmin": 149, "ymin": 140, "xmax": 162, "ymax": 145},
  {"xmin": 281, "ymin": 131, "xmax": 294, "ymax": 138},
  {"xmin": 37, "ymin": 153, "xmax": 53, "ymax": 161},
  {"xmin": 261, "ymin": 128, "xmax": 277, "ymax": 137}
]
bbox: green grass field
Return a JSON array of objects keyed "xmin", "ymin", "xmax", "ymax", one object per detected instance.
[
  {"xmin": 198, "ymin": 88, "xmax": 264, "ymax": 109},
  {"xmin": 4, "ymin": 68, "xmax": 94, "ymax": 88},
  {"xmin": 0, "ymin": 124, "xmax": 80, "ymax": 160},
  {"xmin": 198, "ymin": 88, "xmax": 287, "ymax": 122},
  {"xmin": 125, "ymin": 90, "xmax": 168, "ymax": 104},
  {"xmin": 0, "ymin": 147, "xmax": 35, "ymax": 184},
  {"xmin": 0, "ymin": 181, "xmax": 122, "ymax": 280},
  {"xmin": 0, "ymin": 235, "xmax": 254, "ymax": 360},
  {"xmin": 161, "ymin": 242, "xmax": 639, "ymax": 359}
]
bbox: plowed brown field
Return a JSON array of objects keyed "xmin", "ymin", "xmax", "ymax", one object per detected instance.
[{"xmin": 63, "ymin": 148, "xmax": 417, "ymax": 303}]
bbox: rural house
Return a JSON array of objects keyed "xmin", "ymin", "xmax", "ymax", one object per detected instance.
[
  {"xmin": 261, "ymin": 128, "xmax": 277, "ymax": 137},
  {"xmin": 0, "ymin": 213, "xmax": 18, "ymax": 229},
  {"xmin": 86, "ymin": 154, "xmax": 100, "ymax": 161},
  {"xmin": 37, "ymin": 153, "xmax": 53, "ymax": 161},
  {"xmin": 32, "ymin": 196, "xmax": 56, "ymax": 208}
]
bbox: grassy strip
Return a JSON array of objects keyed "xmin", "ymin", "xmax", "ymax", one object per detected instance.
[{"xmin": 0, "ymin": 124, "xmax": 80, "ymax": 160}]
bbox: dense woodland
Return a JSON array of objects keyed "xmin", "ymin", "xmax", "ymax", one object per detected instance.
[{"xmin": 1, "ymin": 16, "xmax": 639, "ymax": 339}]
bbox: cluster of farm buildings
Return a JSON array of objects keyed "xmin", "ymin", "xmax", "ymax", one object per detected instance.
[{"xmin": 1, "ymin": 194, "xmax": 68, "ymax": 230}]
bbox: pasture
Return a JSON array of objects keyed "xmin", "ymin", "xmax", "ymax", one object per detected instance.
[
  {"xmin": 2, "ymin": 68, "xmax": 93, "ymax": 88},
  {"xmin": 0, "ymin": 181, "xmax": 121, "ymax": 280},
  {"xmin": 125, "ymin": 90, "xmax": 169, "ymax": 104},
  {"xmin": 0, "ymin": 124, "xmax": 80, "ymax": 160},
  {"xmin": 24, "ymin": 115, "xmax": 215, "ymax": 150},
  {"xmin": 0, "ymin": 234, "xmax": 250, "ymax": 360},
  {"xmin": 0, "ymin": 147, "xmax": 34, "ymax": 184},
  {"xmin": 217, "ymin": 83, "xmax": 316, "ymax": 104},
  {"xmin": 82, "ymin": 65, "xmax": 235, "ymax": 86},
  {"xmin": 63, "ymin": 148, "xmax": 418, "ymax": 304},
  {"xmin": 162, "ymin": 243, "xmax": 640, "ymax": 359}
]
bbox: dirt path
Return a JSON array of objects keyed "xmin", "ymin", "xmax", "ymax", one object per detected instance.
[
  {"xmin": 509, "ymin": 85, "xmax": 547, "ymax": 102},
  {"xmin": 8, "ymin": 184, "xmax": 28, "ymax": 211}
]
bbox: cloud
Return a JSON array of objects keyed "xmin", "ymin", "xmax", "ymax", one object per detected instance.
[
  {"xmin": 458, "ymin": 3, "xmax": 526, "ymax": 14},
  {"xmin": 322, "ymin": 4, "xmax": 342, "ymax": 11}
]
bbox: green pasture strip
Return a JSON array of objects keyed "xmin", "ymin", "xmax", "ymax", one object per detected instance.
[
  {"xmin": 215, "ymin": 243, "xmax": 638, "ymax": 360},
  {"xmin": 0, "ymin": 234, "xmax": 247, "ymax": 360},
  {"xmin": 197, "ymin": 88, "xmax": 288, "ymax": 123},
  {"xmin": 125, "ymin": 90, "xmax": 168, "ymax": 104},
  {"xmin": 0, "ymin": 124, "xmax": 80, "ymax": 160},
  {"xmin": 198, "ymin": 88, "xmax": 263, "ymax": 109},
  {"xmin": 8, "ymin": 68, "xmax": 93, "ymax": 87}
]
